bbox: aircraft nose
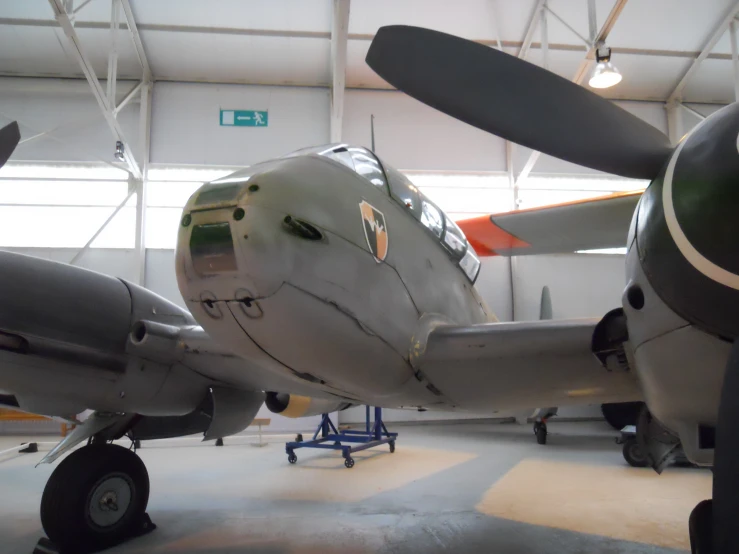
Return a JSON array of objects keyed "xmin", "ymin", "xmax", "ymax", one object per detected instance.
[{"xmin": 175, "ymin": 184, "xmax": 296, "ymax": 306}]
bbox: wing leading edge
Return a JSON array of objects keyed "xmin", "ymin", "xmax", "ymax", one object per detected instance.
[
  {"xmin": 458, "ymin": 190, "xmax": 643, "ymax": 256},
  {"xmin": 411, "ymin": 318, "xmax": 641, "ymax": 412}
]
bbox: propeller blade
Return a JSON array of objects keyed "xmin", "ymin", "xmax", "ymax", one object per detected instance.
[
  {"xmin": 0, "ymin": 121, "xmax": 20, "ymax": 169},
  {"xmin": 366, "ymin": 25, "xmax": 673, "ymax": 179}
]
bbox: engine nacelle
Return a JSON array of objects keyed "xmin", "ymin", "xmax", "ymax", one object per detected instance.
[{"xmin": 265, "ymin": 392, "xmax": 353, "ymax": 418}]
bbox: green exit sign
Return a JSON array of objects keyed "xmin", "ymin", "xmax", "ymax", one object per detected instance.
[{"xmin": 220, "ymin": 110, "xmax": 268, "ymax": 127}]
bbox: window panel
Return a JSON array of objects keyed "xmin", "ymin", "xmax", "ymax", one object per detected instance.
[
  {"xmin": 0, "ymin": 164, "xmax": 128, "ymax": 180},
  {"xmin": 147, "ymin": 182, "xmax": 202, "ymax": 208},
  {"xmin": 0, "ymin": 206, "xmax": 134, "ymax": 248},
  {"xmin": 405, "ymin": 172, "xmax": 509, "ymax": 189},
  {"xmin": 516, "ymin": 189, "xmax": 610, "ymax": 210},
  {"xmin": 420, "ymin": 186, "xmax": 513, "ymax": 215},
  {"xmin": 0, "ymin": 180, "xmax": 129, "ymax": 206},
  {"xmin": 146, "ymin": 207, "xmax": 184, "ymax": 249},
  {"xmin": 519, "ymin": 175, "xmax": 648, "ymax": 191},
  {"xmin": 147, "ymin": 167, "xmax": 237, "ymax": 182}
]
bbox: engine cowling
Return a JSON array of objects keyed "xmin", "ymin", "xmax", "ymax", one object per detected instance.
[{"xmin": 265, "ymin": 392, "xmax": 353, "ymax": 418}]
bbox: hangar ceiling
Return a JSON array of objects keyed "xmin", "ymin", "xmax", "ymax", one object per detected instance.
[{"xmin": 0, "ymin": 0, "xmax": 737, "ymax": 104}]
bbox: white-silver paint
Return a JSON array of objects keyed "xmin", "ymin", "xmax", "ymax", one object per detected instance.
[{"xmin": 662, "ymin": 121, "xmax": 739, "ymax": 290}]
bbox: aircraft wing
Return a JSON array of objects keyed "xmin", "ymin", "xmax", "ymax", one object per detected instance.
[
  {"xmin": 411, "ymin": 318, "xmax": 641, "ymax": 412},
  {"xmin": 457, "ymin": 190, "xmax": 643, "ymax": 256}
]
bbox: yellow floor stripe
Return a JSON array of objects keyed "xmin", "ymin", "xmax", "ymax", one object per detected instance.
[
  {"xmin": 179, "ymin": 446, "xmax": 477, "ymax": 503},
  {"xmin": 475, "ymin": 458, "xmax": 711, "ymax": 550}
]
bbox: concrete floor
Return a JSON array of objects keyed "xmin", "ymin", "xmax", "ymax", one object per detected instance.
[{"xmin": 0, "ymin": 420, "xmax": 710, "ymax": 554}]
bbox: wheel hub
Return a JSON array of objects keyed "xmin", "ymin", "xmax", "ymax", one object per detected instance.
[{"xmin": 88, "ymin": 475, "xmax": 132, "ymax": 528}]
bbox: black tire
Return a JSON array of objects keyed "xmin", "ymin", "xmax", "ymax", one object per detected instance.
[
  {"xmin": 288, "ymin": 453, "xmax": 297, "ymax": 464},
  {"xmin": 622, "ymin": 437, "xmax": 649, "ymax": 467},
  {"xmin": 601, "ymin": 402, "xmax": 644, "ymax": 430},
  {"xmin": 41, "ymin": 443, "xmax": 149, "ymax": 554},
  {"xmin": 535, "ymin": 425, "xmax": 547, "ymax": 445},
  {"xmin": 689, "ymin": 499, "xmax": 713, "ymax": 554},
  {"xmin": 389, "ymin": 441, "xmax": 395, "ymax": 453},
  {"xmin": 345, "ymin": 457, "xmax": 355, "ymax": 469}
]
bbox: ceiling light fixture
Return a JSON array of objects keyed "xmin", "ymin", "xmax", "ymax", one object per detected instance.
[{"xmin": 589, "ymin": 41, "xmax": 622, "ymax": 89}]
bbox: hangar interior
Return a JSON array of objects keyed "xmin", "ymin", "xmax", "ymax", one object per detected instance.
[{"xmin": 0, "ymin": 0, "xmax": 737, "ymax": 553}]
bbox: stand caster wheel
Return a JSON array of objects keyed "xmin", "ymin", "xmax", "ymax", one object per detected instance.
[
  {"xmin": 133, "ymin": 439, "xmax": 141, "ymax": 450},
  {"xmin": 287, "ymin": 453, "xmax": 297, "ymax": 464},
  {"xmin": 389, "ymin": 441, "xmax": 395, "ymax": 453},
  {"xmin": 344, "ymin": 457, "xmax": 355, "ymax": 469},
  {"xmin": 40, "ymin": 443, "xmax": 150, "ymax": 554},
  {"xmin": 534, "ymin": 421, "xmax": 547, "ymax": 445},
  {"xmin": 622, "ymin": 437, "xmax": 649, "ymax": 467},
  {"xmin": 215, "ymin": 438, "xmax": 224, "ymax": 447},
  {"xmin": 689, "ymin": 499, "xmax": 713, "ymax": 554},
  {"xmin": 295, "ymin": 434, "xmax": 303, "ymax": 442}
]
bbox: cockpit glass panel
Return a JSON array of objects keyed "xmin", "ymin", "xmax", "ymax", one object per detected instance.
[
  {"xmin": 385, "ymin": 165, "xmax": 422, "ymax": 219},
  {"xmin": 347, "ymin": 147, "xmax": 387, "ymax": 189},
  {"xmin": 420, "ymin": 198, "xmax": 444, "ymax": 238},
  {"xmin": 282, "ymin": 144, "xmax": 388, "ymax": 193},
  {"xmin": 459, "ymin": 246, "xmax": 481, "ymax": 283},
  {"xmin": 443, "ymin": 216, "xmax": 468, "ymax": 260}
]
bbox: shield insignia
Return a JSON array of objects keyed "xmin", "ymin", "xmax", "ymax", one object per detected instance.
[{"xmin": 359, "ymin": 200, "xmax": 388, "ymax": 262}]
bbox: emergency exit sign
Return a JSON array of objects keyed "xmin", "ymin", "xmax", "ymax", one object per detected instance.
[{"xmin": 220, "ymin": 110, "xmax": 268, "ymax": 127}]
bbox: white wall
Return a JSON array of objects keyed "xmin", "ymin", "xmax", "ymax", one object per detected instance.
[
  {"xmin": 150, "ymin": 82, "xmax": 330, "ymax": 166},
  {"xmin": 0, "ymin": 77, "xmax": 142, "ymax": 164}
]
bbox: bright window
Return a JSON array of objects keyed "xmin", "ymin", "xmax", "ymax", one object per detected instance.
[
  {"xmin": 0, "ymin": 163, "xmax": 134, "ymax": 248},
  {"xmin": 145, "ymin": 165, "xmax": 243, "ymax": 249}
]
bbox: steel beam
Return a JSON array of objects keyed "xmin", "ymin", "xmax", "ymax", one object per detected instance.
[
  {"xmin": 72, "ymin": 0, "xmax": 94, "ymax": 15},
  {"xmin": 47, "ymin": 0, "xmax": 142, "ymax": 179},
  {"xmin": 119, "ymin": 0, "xmax": 152, "ymax": 82},
  {"xmin": 489, "ymin": 0, "xmax": 503, "ymax": 51},
  {"xmin": 681, "ymin": 103, "xmax": 707, "ymax": 121},
  {"xmin": 545, "ymin": 6, "xmax": 590, "ymax": 49},
  {"xmin": 667, "ymin": 1, "xmax": 739, "ymax": 103},
  {"xmin": 541, "ymin": 2, "xmax": 549, "ymax": 70},
  {"xmin": 134, "ymin": 82, "xmax": 152, "ymax": 285},
  {"xmin": 731, "ymin": 20, "xmax": 739, "ymax": 102},
  {"xmin": 572, "ymin": 0, "xmax": 629, "ymax": 85},
  {"xmin": 329, "ymin": 0, "xmax": 350, "ymax": 143},
  {"xmin": 106, "ymin": 0, "xmax": 120, "ymax": 109},
  {"xmin": 113, "ymin": 81, "xmax": 142, "ymax": 115},
  {"xmin": 69, "ymin": 188, "xmax": 135, "ymax": 265},
  {"xmin": 515, "ymin": 0, "xmax": 628, "ymax": 186},
  {"xmin": 666, "ymin": 101, "xmax": 685, "ymax": 145},
  {"xmin": 518, "ymin": 0, "xmax": 546, "ymax": 60}
]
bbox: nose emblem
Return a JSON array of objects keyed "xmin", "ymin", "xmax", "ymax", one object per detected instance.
[{"xmin": 359, "ymin": 200, "xmax": 388, "ymax": 263}]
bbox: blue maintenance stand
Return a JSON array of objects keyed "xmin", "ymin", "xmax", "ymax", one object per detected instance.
[{"xmin": 285, "ymin": 406, "xmax": 397, "ymax": 468}]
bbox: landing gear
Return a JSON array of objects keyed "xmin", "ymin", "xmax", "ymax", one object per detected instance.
[
  {"xmin": 622, "ymin": 437, "xmax": 649, "ymax": 468},
  {"xmin": 40, "ymin": 443, "xmax": 154, "ymax": 553},
  {"xmin": 533, "ymin": 421, "xmax": 547, "ymax": 445},
  {"xmin": 689, "ymin": 499, "xmax": 713, "ymax": 554}
]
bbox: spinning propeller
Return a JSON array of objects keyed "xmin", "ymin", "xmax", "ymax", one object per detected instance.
[{"xmin": 367, "ymin": 25, "xmax": 739, "ymax": 553}]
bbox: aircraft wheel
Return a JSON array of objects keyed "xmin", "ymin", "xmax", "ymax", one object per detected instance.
[
  {"xmin": 622, "ymin": 437, "xmax": 649, "ymax": 467},
  {"xmin": 40, "ymin": 443, "xmax": 150, "ymax": 554},
  {"xmin": 344, "ymin": 457, "xmax": 355, "ymax": 469},
  {"xmin": 534, "ymin": 422, "xmax": 547, "ymax": 445},
  {"xmin": 689, "ymin": 499, "xmax": 713, "ymax": 554}
]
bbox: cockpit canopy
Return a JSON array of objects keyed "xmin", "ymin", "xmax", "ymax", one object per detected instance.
[{"xmin": 286, "ymin": 144, "xmax": 481, "ymax": 283}]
